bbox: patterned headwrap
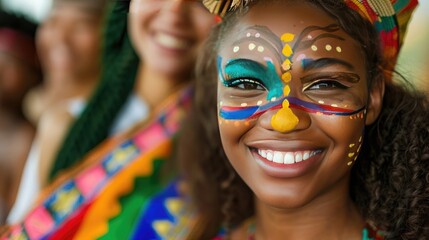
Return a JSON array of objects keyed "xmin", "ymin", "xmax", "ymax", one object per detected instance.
[{"xmin": 202, "ymin": 0, "xmax": 418, "ymax": 66}]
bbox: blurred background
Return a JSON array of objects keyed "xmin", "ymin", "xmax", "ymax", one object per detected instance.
[{"xmin": 1, "ymin": 0, "xmax": 428, "ymax": 91}]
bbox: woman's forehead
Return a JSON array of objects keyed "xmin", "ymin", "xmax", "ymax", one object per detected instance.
[{"xmin": 218, "ymin": 2, "xmax": 365, "ymax": 74}]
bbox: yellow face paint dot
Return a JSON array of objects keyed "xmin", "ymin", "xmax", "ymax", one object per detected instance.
[
  {"xmin": 271, "ymin": 107, "xmax": 299, "ymax": 132},
  {"xmin": 282, "ymin": 59, "xmax": 292, "ymax": 71},
  {"xmin": 249, "ymin": 43, "xmax": 256, "ymax": 51},
  {"xmin": 281, "ymin": 33, "xmax": 295, "ymax": 42},
  {"xmin": 283, "ymin": 85, "xmax": 291, "ymax": 96},
  {"xmin": 349, "ymin": 144, "xmax": 355, "ymax": 148},
  {"xmin": 281, "ymin": 72, "xmax": 292, "ymax": 83},
  {"xmin": 311, "ymin": 45, "xmax": 318, "ymax": 51},
  {"xmin": 257, "ymin": 46, "xmax": 265, "ymax": 52},
  {"xmin": 336, "ymin": 46, "xmax": 342, "ymax": 52},
  {"xmin": 282, "ymin": 99, "xmax": 290, "ymax": 108},
  {"xmin": 347, "ymin": 161, "xmax": 353, "ymax": 166},
  {"xmin": 325, "ymin": 44, "xmax": 332, "ymax": 51},
  {"xmin": 282, "ymin": 44, "xmax": 293, "ymax": 57},
  {"xmin": 348, "ymin": 152, "xmax": 355, "ymax": 158},
  {"xmin": 233, "ymin": 46, "xmax": 240, "ymax": 53},
  {"xmin": 359, "ymin": 136, "xmax": 362, "ymax": 142}
]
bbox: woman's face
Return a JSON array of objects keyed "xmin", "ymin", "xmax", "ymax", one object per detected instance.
[
  {"xmin": 217, "ymin": 2, "xmax": 381, "ymax": 208},
  {"xmin": 129, "ymin": 0, "xmax": 215, "ymax": 77},
  {"xmin": 37, "ymin": 2, "xmax": 103, "ymax": 81}
]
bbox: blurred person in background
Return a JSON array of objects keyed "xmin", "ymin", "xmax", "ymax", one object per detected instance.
[
  {"xmin": 0, "ymin": 10, "xmax": 41, "ymax": 224},
  {"xmin": 6, "ymin": 0, "xmax": 106, "ymax": 224},
  {"xmin": 1, "ymin": 0, "xmax": 216, "ymax": 238}
]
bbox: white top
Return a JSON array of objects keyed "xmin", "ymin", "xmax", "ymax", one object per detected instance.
[{"xmin": 7, "ymin": 94, "xmax": 148, "ymax": 224}]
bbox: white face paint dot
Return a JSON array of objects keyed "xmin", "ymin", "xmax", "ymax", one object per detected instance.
[
  {"xmin": 233, "ymin": 46, "xmax": 240, "ymax": 53},
  {"xmin": 336, "ymin": 46, "xmax": 342, "ymax": 52},
  {"xmin": 249, "ymin": 43, "xmax": 256, "ymax": 51},
  {"xmin": 331, "ymin": 104, "xmax": 338, "ymax": 107},
  {"xmin": 311, "ymin": 45, "xmax": 318, "ymax": 51},
  {"xmin": 257, "ymin": 46, "xmax": 264, "ymax": 52},
  {"xmin": 307, "ymin": 35, "xmax": 313, "ymax": 39},
  {"xmin": 241, "ymin": 103, "xmax": 248, "ymax": 107},
  {"xmin": 246, "ymin": 32, "xmax": 251, "ymax": 37},
  {"xmin": 255, "ymin": 32, "xmax": 261, "ymax": 38},
  {"xmin": 270, "ymin": 97, "xmax": 277, "ymax": 102},
  {"xmin": 325, "ymin": 44, "xmax": 332, "ymax": 51},
  {"xmin": 257, "ymin": 101, "xmax": 263, "ymax": 106},
  {"xmin": 318, "ymin": 100, "xmax": 325, "ymax": 104},
  {"xmin": 219, "ymin": 101, "xmax": 223, "ymax": 106}
]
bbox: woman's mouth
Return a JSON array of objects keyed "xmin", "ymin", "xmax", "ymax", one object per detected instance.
[
  {"xmin": 250, "ymin": 147, "xmax": 324, "ymax": 178},
  {"xmin": 155, "ymin": 32, "xmax": 191, "ymax": 50},
  {"xmin": 257, "ymin": 149, "xmax": 321, "ymax": 164}
]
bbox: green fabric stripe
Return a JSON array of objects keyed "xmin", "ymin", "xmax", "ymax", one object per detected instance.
[{"xmin": 97, "ymin": 159, "xmax": 168, "ymax": 240}]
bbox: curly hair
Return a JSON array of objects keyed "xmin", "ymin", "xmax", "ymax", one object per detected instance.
[{"xmin": 179, "ymin": 0, "xmax": 429, "ymax": 239}]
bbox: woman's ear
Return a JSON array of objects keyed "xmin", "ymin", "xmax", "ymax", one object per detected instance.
[{"xmin": 365, "ymin": 77, "xmax": 385, "ymax": 125}]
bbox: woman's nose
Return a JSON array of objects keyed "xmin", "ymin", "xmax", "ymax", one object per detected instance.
[{"xmin": 257, "ymin": 106, "xmax": 311, "ymax": 133}]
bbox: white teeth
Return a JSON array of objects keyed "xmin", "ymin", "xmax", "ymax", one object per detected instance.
[
  {"xmin": 273, "ymin": 151, "xmax": 283, "ymax": 163},
  {"xmin": 295, "ymin": 152, "xmax": 303, "ymax": 163},
  {"xmin": 303, "ymin": 151, "xmax": 310, "ymax": 161},
  {"xmin": 260, "ymin": 149, "xmax": 267, "ymax": 158},
  {"xmin": 156, "ymin": 33, "xmax": 189, "ymax": 50},
  {"xmin": 266, "ymin": 151, "xmax": 274, "ymax": 161},
  {"xmin": 284, "ymin": 152, "xmax": 295, "ymax": 164},
  {"xmin": 257, "ymin": 149, "xmax": 320, "ymax": 164}
]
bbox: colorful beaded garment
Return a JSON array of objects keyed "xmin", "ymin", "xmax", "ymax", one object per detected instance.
[{"xmin": 0, "ymin": 87, "xmax": 193, "ymax": 240}]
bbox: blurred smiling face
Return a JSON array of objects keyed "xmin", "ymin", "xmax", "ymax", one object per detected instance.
[
  {"xmin": 37, "ymin": 2, "xmax": 103, "ymax": 81},
  {"xmin": 129, "ymin": 0, "xmax": 215, "ymax": 78},
  {"xmin": 217, "ymin": 2, "xmax": 380, "ymax": 208}
]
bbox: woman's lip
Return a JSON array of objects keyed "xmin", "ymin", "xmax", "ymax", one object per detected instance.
[{"xmin": 250, "ymin": 147, "xmax": 324, "ymax": 178}]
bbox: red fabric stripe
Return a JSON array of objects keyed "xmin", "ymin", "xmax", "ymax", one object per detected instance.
[{"xmin": 48, "ymin": 201, "xmax": 94, "ymax": 240}]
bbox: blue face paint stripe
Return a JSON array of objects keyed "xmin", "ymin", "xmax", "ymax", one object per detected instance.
[{"xmin": 219, "ymin": 97, "xmax": 365, "ymax": 120}]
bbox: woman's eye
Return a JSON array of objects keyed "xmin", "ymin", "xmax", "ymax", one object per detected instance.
[
  {"xmin": 227, "ymin": 79, "xmax": 266, "ymax": 90},
  {"xmin": 304, "ymin": 80, "xmax": 349, "ymax": 91}
]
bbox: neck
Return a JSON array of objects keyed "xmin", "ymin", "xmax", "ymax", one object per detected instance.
[
  {"xmin": 253, "ymin": 178, "xmax": 364, "ymax": 240},
  {"xmin": 135, "ymin": 63, "xmax": 191, "ymax": 108},
  {"xmin": 44, "ymin": 73, "xmax": 98, "ymax": 105}
]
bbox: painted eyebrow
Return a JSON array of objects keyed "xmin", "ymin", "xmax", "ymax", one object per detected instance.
[
  {"xmin": 301, "ymin": 58, "xmax": 354, "ymax": 71},
  {"xmin": 224, "ymin": 58, "xmax": 267, "ymax": 80}
]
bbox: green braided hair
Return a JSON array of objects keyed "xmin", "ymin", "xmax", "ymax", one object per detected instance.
[{"xmin": 49, "ymin": 0, "xmax": 139, "ymax": 180}]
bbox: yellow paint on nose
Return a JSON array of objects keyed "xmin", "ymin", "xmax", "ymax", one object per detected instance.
[{"xmin": 271, "ymin": 100, "xmax": 299, "ymax": 132}]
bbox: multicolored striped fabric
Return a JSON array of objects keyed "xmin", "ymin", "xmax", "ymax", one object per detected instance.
[
  {"xmin": 0, "ymin": 86, "xmax": 193, "ymax": 240},
  {"xmin": 344, "ymin": 0, "xmax": 418, "ymax": 67}
]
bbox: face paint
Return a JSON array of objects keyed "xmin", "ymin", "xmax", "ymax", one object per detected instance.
[
  {"xmin": 217, "ymin": 24, "xmax": 366, "ymax": 128},
  {"xmin": 216, "ymin": 2, "xmax": 371, "ymax": 211}
]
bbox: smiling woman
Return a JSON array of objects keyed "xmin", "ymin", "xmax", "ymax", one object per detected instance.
[{"xmin": 176, "ymin": 0, "xmax": 429, "ymax": 239}]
